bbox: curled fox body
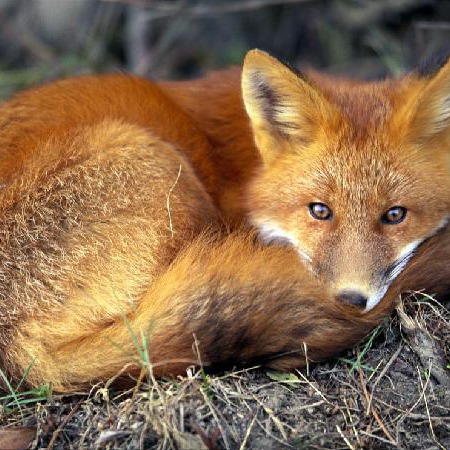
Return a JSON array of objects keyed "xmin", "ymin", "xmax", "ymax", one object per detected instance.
[{"xmin": 1, "ymin": 51, "xmax": 450, "ymax": 391}]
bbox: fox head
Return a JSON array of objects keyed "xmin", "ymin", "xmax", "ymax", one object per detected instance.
[{"xmin": 242, "ymin": 49, "xmax": 450, "ymax": 312}]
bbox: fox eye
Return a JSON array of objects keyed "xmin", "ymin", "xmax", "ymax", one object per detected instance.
[
  {"xmin": 381, "ymin": 206, "xmax": 407, "ymax": 225},
  {"xmin": 309, "ymin": 202, "xmax": 332, "ymax": 221}
]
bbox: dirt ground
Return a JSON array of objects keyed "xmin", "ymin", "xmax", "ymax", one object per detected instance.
[{"xmin": 1, "ymin": 294, "xmax": 449, "ymax": 450}]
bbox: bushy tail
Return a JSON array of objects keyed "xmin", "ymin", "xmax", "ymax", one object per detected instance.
[{"xmin": 9, "ymin": 232, "xmax": 395, "ymax": 392}]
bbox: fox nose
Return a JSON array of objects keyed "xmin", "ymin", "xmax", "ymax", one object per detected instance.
[{"xmin": 337, "ymin": 290, "xmax": 368, "ymax": 308}]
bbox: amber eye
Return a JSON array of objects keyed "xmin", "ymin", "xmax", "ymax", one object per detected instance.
[
  {"xmin": 309, "ymin": 202, "xmax": 333, "ymax": 221},
  {"xmin": 381, "ymin": 206, "xmax": 407, "ymax": 225}
]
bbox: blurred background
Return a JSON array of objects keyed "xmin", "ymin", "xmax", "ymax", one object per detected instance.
[{"xmin": 0, "ymin": 0, "xmax": 448, "ymax": 99}]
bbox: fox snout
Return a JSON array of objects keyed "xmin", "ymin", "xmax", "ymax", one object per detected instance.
[{"xmin": 330, "ymin": 240, "xmax": 425, "ymax": 312}]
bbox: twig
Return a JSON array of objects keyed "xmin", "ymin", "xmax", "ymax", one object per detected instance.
[
  {"xmin": 403, "ymin": 413, "xmax": 450, "ymax": 421},
  {"xmin": 199, "ymin": 386, "xmax": 231, "ymax": 450},
  {"xmin": 238, "ymin": 412, "xmax": 258, "ymax": 450},
  {"xmin": 336, "ymin": 424, "xmax": 355, "ymax": 450},
  {"xmin": 104, "ymin": 362, "xmax": 138, "ymax": 390},
  {"xmin": 294, "ymin": 369, "xmax": 333, "ymax": 406},
  {"xmin": 359, "ymin": 430, "xmax": 398, "ymax": 446},
  {"xmin": 303, "ymin": 341, "xmax": 310, "ymax": 377},
  {"xmin": 139, "ymin": 422, "xmax": 148, "ymax": 450},
  {"xmin": 343, "ymin": 396, "xmax": 361, "ymax": 447},
  {"xmin": 367, "ymin": 342, "xmax": 403, "ymax": 414},
  {"xmin": 400, "ymin": 364, "xmax": 431, "ymax": 418},
  {"xmin": 47, "ymin": 399, "xmax": 83, "ymax": 450},
  {"xmin": 166, "ymin": 164, "xmax": 182, "ymax": 238},
  {"xmin": 358, "ymin": 362, "xmax": 397, "ymax": 445},
  {"xmin": 287, "ymin": 400, "xmax": 325, "ymax": 413},
  {"xmin": 417, "ymin": 365, "xmax": 446, "ymax": 450},
  {"xmin": 250, "ymin": 394, "xmax": 288, "ymax": 440}
]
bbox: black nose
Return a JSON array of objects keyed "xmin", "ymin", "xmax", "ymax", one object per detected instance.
[{"xmin": 337, "ymin": 290, "xmax": 368, "ymax": 308}]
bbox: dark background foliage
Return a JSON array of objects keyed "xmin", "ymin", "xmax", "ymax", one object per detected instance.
[{"xmin": 0, "ymin": 0, "xmax": 449, "ymax": 100}]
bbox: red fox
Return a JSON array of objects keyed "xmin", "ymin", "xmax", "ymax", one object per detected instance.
[{"xmin": 0, "ymin": 50, "xmax": 449, "ymax": 392}]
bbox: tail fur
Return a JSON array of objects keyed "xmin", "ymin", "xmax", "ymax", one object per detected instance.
[{"xmin": 8, "ymin": 232, "xmax": 394, "ymax": 392}]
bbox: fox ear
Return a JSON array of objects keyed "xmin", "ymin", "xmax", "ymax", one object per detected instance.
[
  {"xmin": 242, "ymin": 49, "xmax": 337, "ymax": 165},
  {"xmin": 410, "ymin": 55, "xmax": 450, "ymax": 140}
]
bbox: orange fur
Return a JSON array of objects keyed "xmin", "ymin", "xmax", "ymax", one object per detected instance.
[{"xmin": 0, "ymin": 50, "xmax": 449, "ymax": 392}]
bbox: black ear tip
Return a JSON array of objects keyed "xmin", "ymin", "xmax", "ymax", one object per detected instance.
[{"xmin": 416, "ymin": 49, "xmax": 450, "ymax": 77}]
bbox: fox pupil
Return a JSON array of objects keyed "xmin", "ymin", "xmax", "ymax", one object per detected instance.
[
  {"xmin": 382, "ymin": 206, "xmax": 407, "ymax": 225},
  {"xmin": 309, "ymin": 202, "xmax": 332, "ymax": 221}
]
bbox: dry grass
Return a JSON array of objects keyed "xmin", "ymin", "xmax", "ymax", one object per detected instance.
[{"xmin": 1, "ymin": 295, "xmax": 449, "ymax": 449}]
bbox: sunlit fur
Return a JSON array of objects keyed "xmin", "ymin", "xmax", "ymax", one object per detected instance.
[
  {"xmin": 241, "ymin": 50, "xmax": 450, "ymax": 311},
  {"xmin": 1, "ymin": 51, "xmax": 450, "ymax": 392}
]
